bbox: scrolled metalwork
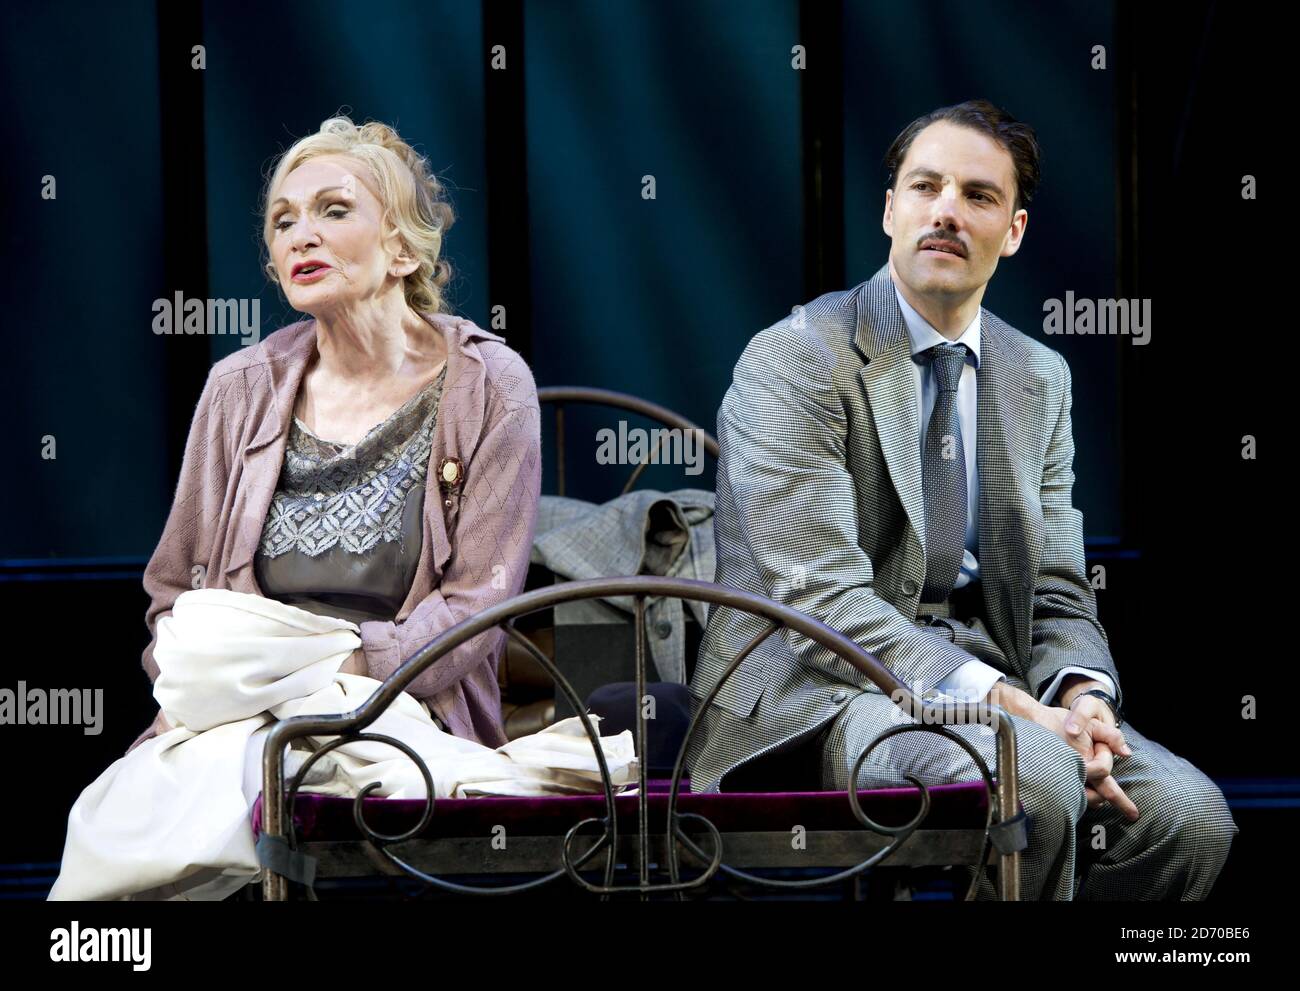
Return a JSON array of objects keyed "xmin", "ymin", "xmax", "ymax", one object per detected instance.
[
  {"xmin": 269, "ymin": 622, "xmax": 623, "ymax": 899},
  {"xmin": 279, "ymin": 730, "xmax": 436, "ymax": 901},
  {"xmin": 661, "ymin": 630, "xmax": 990, "ymax": 894},
  {"xmin": 845, "ymin": 723, "xmax": 1003, "ymax": 901},
  {"xmin": 260, "ymin": 576, "xmax": 1020, "ymax": 901}
]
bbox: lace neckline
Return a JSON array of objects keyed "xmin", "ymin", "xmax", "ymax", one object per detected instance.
[{"xmin": 257, "ymin": 364, "xmax": 447, "ymax": 561}]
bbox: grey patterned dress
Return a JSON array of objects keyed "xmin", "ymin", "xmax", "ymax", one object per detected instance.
[{"xmin": 254, "ymin": 366, "xmax": 448, "ymax": 626}]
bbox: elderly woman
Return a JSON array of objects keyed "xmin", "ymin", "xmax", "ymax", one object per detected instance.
[{"xmin": 129, "ymin": 116, "xmax": 540, "ymax": 751}]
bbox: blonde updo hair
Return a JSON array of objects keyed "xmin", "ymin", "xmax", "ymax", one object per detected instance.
[{"xmin": 262, "ymin": 115, "xmax": 455, "ymax": 314}]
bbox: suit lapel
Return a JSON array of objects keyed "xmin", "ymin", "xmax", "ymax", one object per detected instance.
[
  {"xmin": 856, "ymin": 267, "xmax": 926, "ymax": 560},
  {"xmin": 976, "ymin": 317, "xmax": 1041, "ymax": 662}
]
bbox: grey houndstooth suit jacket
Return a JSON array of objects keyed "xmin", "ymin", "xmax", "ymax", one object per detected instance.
[{"xmin": 685, "ymin": 262, "xmax": 1122, "ymax": 794}]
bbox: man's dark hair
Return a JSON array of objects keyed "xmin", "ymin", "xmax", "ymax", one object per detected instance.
[{"xmin": 883, "ymin": 99, "xmax": 1042, "ymax": 212}]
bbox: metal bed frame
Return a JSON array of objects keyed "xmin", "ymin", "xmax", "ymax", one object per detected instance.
[
  {"xmin": 259, "ymin": 575, "xmax": 1025, "ymax": 901},
  {"xmin": 536, "ymin": 386, "xmax": 719, "ymax": 497}
]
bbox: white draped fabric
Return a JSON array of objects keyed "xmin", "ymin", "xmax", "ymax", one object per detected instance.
[{"xmin": 49, "ymin": 588, "xmax": 638, "ymax": 901}]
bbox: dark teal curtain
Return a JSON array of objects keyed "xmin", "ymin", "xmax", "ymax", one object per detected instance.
[
  {"xmin": 3, "ymin": 0, "xmax": 169, "ymax": 558},
  {"xmin": 3, "ymin": 0, "xmax": 1119, "ymax": 557}
]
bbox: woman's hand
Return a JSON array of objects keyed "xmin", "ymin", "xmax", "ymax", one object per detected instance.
[{"xmin": 337, "ymin": 647, "xmax": 368, "ymax": 677}]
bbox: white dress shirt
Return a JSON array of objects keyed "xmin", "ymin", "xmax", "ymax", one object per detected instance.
[{"xmin": 893, "ymin": 284, "xmax": 1117, "ymax": 708}]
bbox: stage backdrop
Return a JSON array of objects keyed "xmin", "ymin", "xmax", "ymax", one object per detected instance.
[
  {"xmin": 1, "ymin": 2, "xmax": 1286, "ymax": 882},
  {"xmin": 3, "ymin": 0, "xmax": 1119, "ymax": 559}
]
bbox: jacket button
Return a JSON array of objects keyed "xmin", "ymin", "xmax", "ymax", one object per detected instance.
[
  {"xmin": 654, "ymin": 620, "xmax": 673, "ymax": 639},
  {"xmin": 900, "ymin": 578, "xmax": 918, "ymax": 597},
  {"xmin": 832, "ymin": 690, "xmax": 848, "ymax": 704}
]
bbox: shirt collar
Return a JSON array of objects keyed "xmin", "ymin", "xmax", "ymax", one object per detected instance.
[{"xmin": 893, "ymin": 281, "xmax": 981, "ymax": 369}]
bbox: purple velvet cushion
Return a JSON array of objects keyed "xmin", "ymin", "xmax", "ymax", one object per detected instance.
[{"xmin": 252, "ymin": 778, "xmax": 1005, "ymax": 840}]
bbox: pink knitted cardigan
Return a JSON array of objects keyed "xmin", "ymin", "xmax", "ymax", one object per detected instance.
[{"xmin": 136, "ymin": 312, "xmax": 541, "ymax": 748}]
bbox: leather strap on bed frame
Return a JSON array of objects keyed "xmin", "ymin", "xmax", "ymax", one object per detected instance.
[{"xmin": 255, "ymin": 833, "xmax": 318, "ymax": 887}]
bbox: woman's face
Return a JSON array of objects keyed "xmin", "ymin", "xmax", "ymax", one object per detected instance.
[{"xmin": 266, "ymin": 155, "xmax": 413, "ymax": 317}]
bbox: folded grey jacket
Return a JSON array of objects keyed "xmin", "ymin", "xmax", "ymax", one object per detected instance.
[{"xmin": 530, "ymin": 489, "xmax": 716, "ymax": 683}]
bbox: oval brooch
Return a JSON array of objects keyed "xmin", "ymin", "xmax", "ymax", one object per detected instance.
[{"xmin": 437, "ymin": 456, "xmax": 465, "ymax": 491}]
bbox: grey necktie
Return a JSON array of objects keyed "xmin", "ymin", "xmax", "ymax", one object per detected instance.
[{"xmin": 921, "ymin": 343, "xmax": 969, "ymax": 602}]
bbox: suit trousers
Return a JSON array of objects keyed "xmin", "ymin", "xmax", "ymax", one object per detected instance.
[{"xmin": 817, "ymin": 672, "xmax": 1239, "ymax": 900}]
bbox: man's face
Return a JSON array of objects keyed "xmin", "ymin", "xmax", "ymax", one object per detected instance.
[{"xmin": 883, "ymin": 120, "xmax": 1027, "ymax": 302}]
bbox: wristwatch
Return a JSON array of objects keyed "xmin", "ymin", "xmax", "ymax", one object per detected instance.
[{"xmin": 1078, "ymin": 688, "xmax": 1123, "ymax": 728}]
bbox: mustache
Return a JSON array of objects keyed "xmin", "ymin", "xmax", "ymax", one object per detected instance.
[{"xmin": 916, "ymin": 232, "xmax": 967, "ymax": 256}]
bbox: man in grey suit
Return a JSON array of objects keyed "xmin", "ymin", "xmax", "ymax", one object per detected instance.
[{"xmin": 686, "ymin": 100, "xmax": 1236, "ymax": 900}]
